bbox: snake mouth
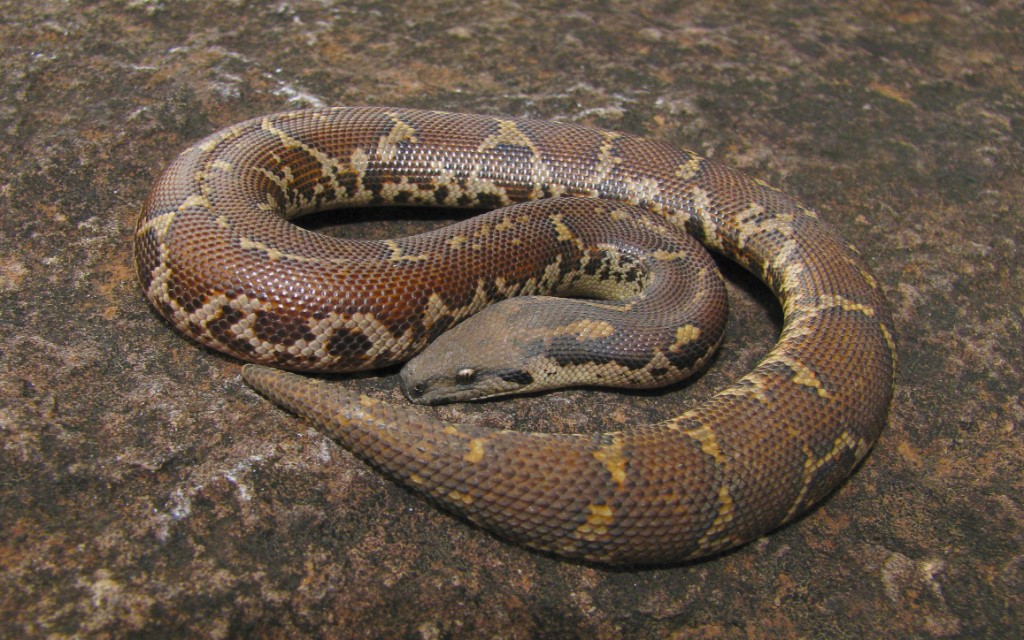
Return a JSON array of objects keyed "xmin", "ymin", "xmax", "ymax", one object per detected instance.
[
  {"xmin": 399, "ymin": 375, "xmax": 430, "ymax": 403},
  {"xmin": 397, "ymin": 369, "xmax": 486, "ymax": 405}
]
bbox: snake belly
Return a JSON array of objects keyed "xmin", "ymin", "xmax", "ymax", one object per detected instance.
[{"xmin": 135, "ymin": 107, "xmax": 896, "ymax": 565}]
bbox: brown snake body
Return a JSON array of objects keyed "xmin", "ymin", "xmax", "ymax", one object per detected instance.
[{"xmin": 135, "ymin": 107, "xmax": 896, "ymax": 564}]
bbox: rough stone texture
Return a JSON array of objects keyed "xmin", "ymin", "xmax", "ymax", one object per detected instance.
[{"xmin": 1, "ymin": 0, "xmax": 1020, "ymax": 637}]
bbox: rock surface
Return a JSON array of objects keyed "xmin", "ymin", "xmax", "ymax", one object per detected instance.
[{"xmin": 1, "ymin": 1, "xmax": 1020, "ymax": 637}]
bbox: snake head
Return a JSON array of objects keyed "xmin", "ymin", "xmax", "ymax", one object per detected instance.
[{"xmin": 399, "ymin": 298, "xmax": 555, "ymax": 405}]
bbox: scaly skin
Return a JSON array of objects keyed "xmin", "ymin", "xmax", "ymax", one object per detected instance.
[{"xmin": 136, "ymin": 107, "xmax": 896, "ymax": 564}]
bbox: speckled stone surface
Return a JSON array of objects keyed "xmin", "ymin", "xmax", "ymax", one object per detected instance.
[{"xmin": 1, "ymin": 1, "xmax": 1020, "ymax": 637}]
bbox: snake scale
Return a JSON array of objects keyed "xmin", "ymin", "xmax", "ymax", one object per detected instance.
[{"xmin": 135, "ymin": 107, "xmax": 896, "ymax": 565}]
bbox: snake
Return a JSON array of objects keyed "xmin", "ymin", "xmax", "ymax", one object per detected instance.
[{"xmin": 134, "ymin": 107, "xmax": 896, "ymax": 565}]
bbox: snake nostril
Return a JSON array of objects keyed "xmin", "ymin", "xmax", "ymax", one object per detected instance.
[{"xmin": 410, "ymin": 382, "xmax": 426, "ymax": 397}]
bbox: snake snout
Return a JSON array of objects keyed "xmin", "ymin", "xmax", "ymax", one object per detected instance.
[{"xmin": 398, "ymin": 373, "xmax": 429, "ymax": 403}]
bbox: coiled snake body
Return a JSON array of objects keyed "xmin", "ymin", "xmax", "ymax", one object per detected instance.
[{"xmin": 135, "ymin": 107, "xmax": 896, "ymax": 564}]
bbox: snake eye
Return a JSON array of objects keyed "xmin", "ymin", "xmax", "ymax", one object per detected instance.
[{"xmin": 455, "ymin": 368, "xmax": 477, "ymax": 385}]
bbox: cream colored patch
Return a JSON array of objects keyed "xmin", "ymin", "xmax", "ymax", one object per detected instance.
[
  {"xmin": 558, "ymin": 319, "xmax": 616, "ymax": 341},
  {"xmin": 766, "ymin": 353, "xmax": 832, "ymax": 399},
  {"xmin": 784, "ymin": 430, "xmax": 864, "ymax": 522},
  {"xmin": 683, "ymin": 423, "xmax": 726, "ymax": 465},
  {"xmin": 421, "ymin": 292, "xmax": 454, "ymax": 328},
  {"xmin": 472, "ymin": 222, "xmax": 492, "ymax": 239},
  {"xmin": 238, "ymin": 237, "xmax": 288, "ymax": 261},
  {"xmin": 592, "ymin": 439, "xmax": 628, "ymax": 487},
  {"xmin": 819, "ymin": 294, "xmax": 876, "ymax": 317},
  {"xmin": 804, "ymin": 430, "xmax": 859, "ymax": 474},
  {"xmin": 576, "ymin": 504, "xmax": 615, "ymax": 538},
  {"xmin": 281, "ymin": 310, "xmax": 408, "ymax": 362},
  {"xmin": 384, "ymin": 239, "xmax": 428, "ymax": 262},
  {"xmin": 581, "ymin": 299, "xmax": 637, "ymax": 313},
  {"xmin": 466, "ymin": 279, "xmax": 496, "ymax": 313},
  {"xmin": 464, "ymin": 438, "xmax": 486, "ymax": 464},
  {"xmin": 519, "ymin": 341, "xmax": 705, "ymax": 392},
  {"xmin": 421, "ymin": 278, "xmax": 495, "ymax": 328},
  {"xmin": 650, "ymin": 248, "xmax": 692, "ymax": 262},
  {"xmin": 494, "ymin": 212, "xmax": 519, "ymax": 232},
  {"xmin": 257, "ymin": 193, "xmax": 280, "ymax": 213},
  {"xmin": 377, "ymin": 115, "xmax": 419, "ymax": 162},
  {"xmin": 197, "ymin": 139, "xmax": 219, "ymax": 153},
  {"xmin": 180, "ymin": 193, "xmax": 212, "ymax": 211},
  {"xmin": 261, "ymin": 118, "xmax": 352, "ymax": 204},
  {"xmin": 143, "ymin": 191, "xmax": 201, "ymax": 250},
  {"xmin": 420, "ymin": 159, "xmax": 514, "ymax": 208},
  {"xmin": 733, "ymin": 206, "xmax": 797, "ymax": 255},
  {"xmin": 548, "ymin": 213, "xmax": 580, "ymax": 246},
  {"xmin": 688, "ymin": 185, "xmax": 721, "ymax": 250},
  {"xmin": 754, "ymin": 177, "xmax": 784, "ymax": 193},
  {"xmin": 214, "ymin": 306, "xmax": 408, "ymax": 367},
  {"xmin": 536, "ymin": 258, "xmax": 566, "ymax": 293},
  {"xmin": 880, "ymin": 323, "xmax": 897, "ymax": 366},
  {"xmin": 696, "ymin": 484, "xmax": 737, "ymax": 550},
  {"xmin": 196, "ymin": 124, "xmax": 246, "ymax": 153},
  {"xmin": 860, "ymin": 267, "xmax": 879, "ymax": 289},
  {"xmin": 732, "ymin": 202, "xmax": 766, "ymax": 250},
  {"xmin": 588, "ymin": 131, "xmax": 623, "ymax": 195},
  {"xmin": 798, "ymin": 204, "xmax": 820, "ymax": 219},
  {"xmin": 448, "ymin": 490, "xmax": 474, "ymax": 505},
  {"xmin": 235, "ymin": 237, "xmax": 352, "ymax": 269},
  {"xmin": 674, "ymin": 153, "xmax": 703, "ymax": 181},
  {"xmin": 478, "ymin": 119, "xmax": 537, "ymax": 153},
  {"xmin": 348, "ymin": 311, "xmax": 413, "ymax": 359},
  {"xmin": 620, "ymin": 175, "xmax": 663, "ymax": 208},
  {"xmin": 669, "ymin": 325, "xmax": 701, "ymax": 352},
  {"xmin": 713, "ymin": 372, "xmax": 773, "ymax": 406},
  {"xmin": 608, "ymin": 206, "xmax": 631, "ymax": 222},
  {"xmin": 253, "ymin": 165, "xmax": 294, "ymax": 202},
  {"xmin": 135, "ymin": 210, "xmax": 179, "ymax": 240},
  {"xmin": 378, "ymin": 178, "xmax": 436, "ymax": 205},
  {"xmin": 350, "ymin": 147, "xmax": 370, "ymax": 175}
]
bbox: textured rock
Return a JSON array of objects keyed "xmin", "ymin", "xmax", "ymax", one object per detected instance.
[{"xmin": 1, "ymin": 1, "xmax": 1020, "ymax": 637}]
